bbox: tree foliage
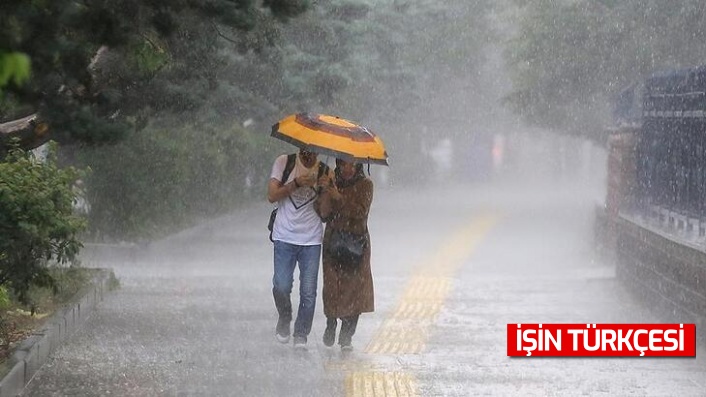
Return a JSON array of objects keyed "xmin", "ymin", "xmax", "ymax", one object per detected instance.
[
  {"xmin": 79, "ymin": 123, "xmax": 272, "ymax": 240},
  {"xmin": 0, "ymin": 143, "xmax": 85, "ymax": 304},
  {"xmin": 504, "ymin": 0, "xmax": 706, "ymax": 137},
  {"xmin": 77, "ymin": 0, "xmax": 498, "ymax": 239},
  {"xmin": 2, "ymin": 0, "xmax": 498, "ymax": 241},
  {"xmin": 0, "ymin": 0, "xmax": 310, "ymax": 148}
]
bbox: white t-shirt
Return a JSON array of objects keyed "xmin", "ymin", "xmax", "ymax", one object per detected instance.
[{"xmin": 270, "ymin": 154, "xmax": 324, "ymax": 245}]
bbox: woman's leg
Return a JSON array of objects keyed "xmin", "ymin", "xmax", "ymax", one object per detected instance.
[
  {"xmin": 339, "ymin": 314, "xmax": 360, "ymax": 348},
  {"xmin": 323, "ymin": 317, "xmax": 337, "ymax": 347}
]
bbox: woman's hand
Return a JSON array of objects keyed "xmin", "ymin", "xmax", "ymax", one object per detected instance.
[
  {"xmin": 318, "ymin": 174, "xmax": 332, "ymax": 188},
  {"xmin": 316, "ymin": 175, "xmax": 334, "ymax": 194}
]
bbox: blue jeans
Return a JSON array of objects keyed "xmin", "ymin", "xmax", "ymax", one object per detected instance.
[{"xmin": 272, "ymin": 241, "xmax": 321, "ymax": 338}]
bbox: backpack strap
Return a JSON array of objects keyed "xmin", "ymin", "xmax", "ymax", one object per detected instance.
[
  {"xmin": 281, "ymin": 153, "xmax": 330, "ymax": 188},
  {"xmin": 281, "ymin": 153, "xmax": 297, "ymax": 184}
]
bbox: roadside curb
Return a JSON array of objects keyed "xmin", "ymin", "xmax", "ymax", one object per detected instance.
[{"xmin": 0, "ymin": 269, "xmax": 115, "ymax": 397}]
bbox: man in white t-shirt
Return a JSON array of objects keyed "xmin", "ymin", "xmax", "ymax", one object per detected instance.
[{"xmin": 267, "ymin": 148, "xmax": 332, "ymax": 349}]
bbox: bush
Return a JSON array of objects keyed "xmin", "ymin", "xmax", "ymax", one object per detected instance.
[
  {"xmin": 80, "ymin": 122, "xmax": 274, "ymax": 241},
  {"xmin": 0, "ymin": 142, "xmax": 86, "ymax": 304}
]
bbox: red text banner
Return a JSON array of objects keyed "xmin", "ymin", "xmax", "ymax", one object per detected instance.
[{"xmin": 507, "ymin": 323, "xmax": 696, "ymax": 357}]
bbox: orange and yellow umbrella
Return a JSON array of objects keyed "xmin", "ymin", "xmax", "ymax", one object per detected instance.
[{"xmin": 271, "ymin": 113, "xmax": 389, "ymax": 166}]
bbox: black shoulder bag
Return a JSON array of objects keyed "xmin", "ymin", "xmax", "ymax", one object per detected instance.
[{"xmin": 328, "ymin": 229, "xmax": 367, "ymax": 270}]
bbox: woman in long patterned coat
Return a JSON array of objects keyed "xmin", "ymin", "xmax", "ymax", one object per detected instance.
[{"xmin": 315, "ymin": 158, "xmax": 374, "ymax": 351}]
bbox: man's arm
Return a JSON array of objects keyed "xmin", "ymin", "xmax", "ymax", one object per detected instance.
[
  {"xmin": 267, "ymin": 177, "xmax": 299, "ymax": 203},
  {"xmin": 267, "ymin": 173, "xmax": 317, "ymax": 203}
]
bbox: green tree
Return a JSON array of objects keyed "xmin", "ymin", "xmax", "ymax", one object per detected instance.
[
  {"xmin": 0, "ymin": 0, "xmax": 310, "ymax": 150},
  {"xmin": 1, "ymin": 0, "xmax": 498, "ymax": 241},
  {"xmin": 0, "ymin": 143, "xmax": 85, "ymax": 304},
  {"xmin": 504, "ymin": 0, "xmax": 706, "ymax": 138},
  {"xmin": 0, "ymin": 0, "xmax": 314, "ymax": 240}
]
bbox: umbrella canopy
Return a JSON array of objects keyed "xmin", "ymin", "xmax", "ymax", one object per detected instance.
[{"xmin": 271, "ymin": 113, "xmax": 389, "ymax": 166}]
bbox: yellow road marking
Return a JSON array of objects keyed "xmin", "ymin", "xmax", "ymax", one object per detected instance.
[
  {"xmin": 345, "ymin": 371, "xmax": 417, "ymax": 397},
  {"xmin": 365, "ymin": 213, "xmax": 498, "ymax": 355},
  {"xmin": 338, "ymin": 213, "xmax": 499, "ymax": 396}
]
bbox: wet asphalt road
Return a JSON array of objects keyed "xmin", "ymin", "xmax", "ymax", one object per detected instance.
[{"xmin": 23, "ymin": 180, "xmax": 706, "ymax": 396}]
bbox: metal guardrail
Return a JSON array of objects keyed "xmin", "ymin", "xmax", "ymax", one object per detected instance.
[
  {"xmin": 643, "ymin": 109, "xmax": 706, "ymax": 118},
  {"xmin": 633, "ymin": 66, "xmax": 706, "ymax": 218},
  {"xmin": 635, "ymin": 116, "xmax": 706, "ymax": 217}
]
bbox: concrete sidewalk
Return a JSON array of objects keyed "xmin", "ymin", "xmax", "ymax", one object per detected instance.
[{"xmin": 22, "ymin": 183, "xmax": 706, "ymax": 396}]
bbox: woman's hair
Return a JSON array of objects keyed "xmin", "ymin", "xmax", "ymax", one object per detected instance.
[
  {"xmin": 336, "ymin": 159, "xmax": 363, "ymax": 172},
  {"xmin": 334, "ymin": 159, "xmax": 365, "ymax": 187}
]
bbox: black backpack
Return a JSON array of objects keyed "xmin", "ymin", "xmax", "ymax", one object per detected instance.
[{"xmin": 268, "ymin": 154, "xmax": 330, "ymax": 242}]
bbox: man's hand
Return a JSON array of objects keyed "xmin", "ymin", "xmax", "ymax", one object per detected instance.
[{"xmin": 297, "ymin": 173, "xmax": 317, "ymax": 188}]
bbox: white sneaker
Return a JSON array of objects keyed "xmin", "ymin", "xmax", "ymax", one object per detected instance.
[
  {"xmin": 276, "ymin": 319, "xmax": 290, "ymax": 344},
  {"xmin": 276, "ymin": 333, "xmax": 290, "ymax": 344}
]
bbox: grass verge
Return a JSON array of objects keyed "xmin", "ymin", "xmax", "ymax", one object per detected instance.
[{"xmin": 0, "ymin": 267, "xmax": 109, "ymax": 365}]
